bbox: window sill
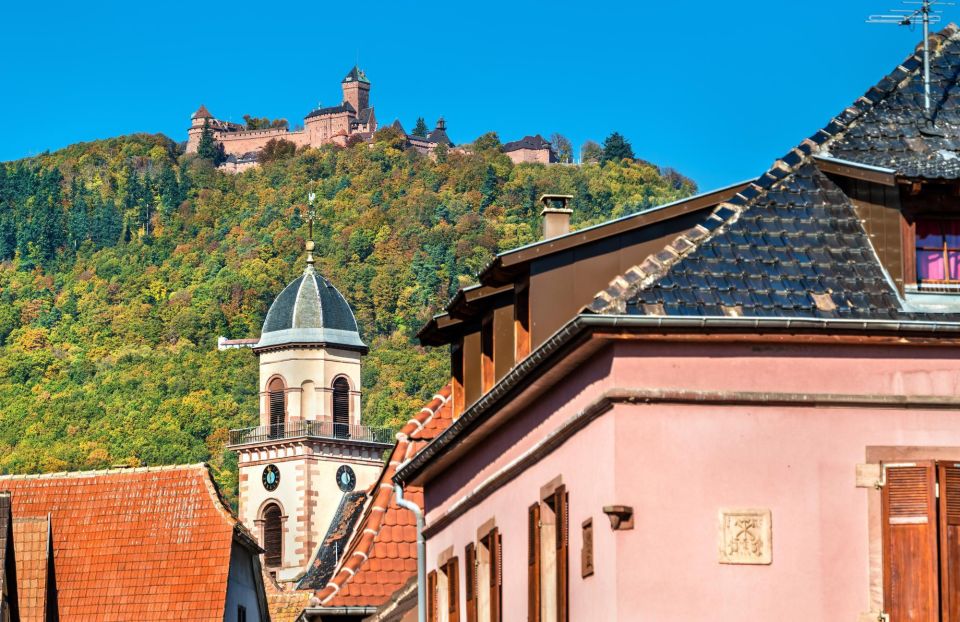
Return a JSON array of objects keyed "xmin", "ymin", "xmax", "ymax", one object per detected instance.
[{"xmin": 902, "ymin": 286, "xmax": 960, "ymax": 313}]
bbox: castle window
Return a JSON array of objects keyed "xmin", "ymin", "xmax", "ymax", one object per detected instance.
[
  {"xmin": 332, "ymin": 377, "xmax": 350, "ymax": 439},
  {"xmin": 263, "ymin": 503, "xmax": 283, "ymax": 567},
  {"xmin": 268, "ymin": 378, "xmax": 286, "ymax": 439}
]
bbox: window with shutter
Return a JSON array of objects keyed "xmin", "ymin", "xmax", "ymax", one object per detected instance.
[
  {"xmin": 448, "ymin": 557, "xmax": 460, "ymax": 622},
  {"xmin": 332, "ymin": 377, "xmax": 350, "ymax": 438},
  {"xmin": 528, "ymin": 503, "xmax": 541, "ymax": 622},
  {"xmin": 941, "ymin": 462, "xmax": 960, "ymax": 621},
  {"xmin": 428, "ymin": 570, "xmax": 438, "ymax": 622},
  {"xmin": 466, "ymin": 543, "xmax": 477, "ymax": 622},
  {"xmin": 268, "ymin": 378, "xmax": 285, "ymax": 439},
  {"xmin": 882, "ymin": 461, "xmax": 939, "ymax": 621},
  {"xmin": 263, "ymin": 503, "xmax": 283, "ymax": 567},
  {"xmin": 489, "ymin": 528, "xmax": 502, "ymax": 622},
  {"xmin": 554, "ymin": 487, "xmax": 569, "ymax": 622}
]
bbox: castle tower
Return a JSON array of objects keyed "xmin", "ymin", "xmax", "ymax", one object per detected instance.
[
  {"xmin": 341, "ymin": 66, "xmax": 371, "ymax": 113},
  {"xmin": 186, "ymin": 104, "xmax": 214, "ymax": 154},
  {"xmin": 228, "ymin": 220, "xmax": 391, "ymax": 583}
]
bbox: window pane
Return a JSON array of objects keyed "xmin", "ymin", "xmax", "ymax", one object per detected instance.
[
  {"xmin": 918, "ymin": 249, "xmax": 946, "ymax": 281},
  {"xmin": 949, "ymin": 251, "xmax": 960, "ymax": 281},
  {"xmin": 946, "ymin": 221, "xmax": 960, "ymax": 248},
  {"xmin": 916, "ymin": 220, "xmax": 944, "ymax": 247}
]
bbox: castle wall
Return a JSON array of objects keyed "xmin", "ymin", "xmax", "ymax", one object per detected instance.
[
  {"xmin": 305, "ymin": 113, "xmax": 353, "ymax": 144},
  {"xmin": 505, "ymin": 147, "xmax": 553, "ymax": 164},
  {"xmin": 215, "ymin": 128, "xmax": 309, "ymax": 156}
]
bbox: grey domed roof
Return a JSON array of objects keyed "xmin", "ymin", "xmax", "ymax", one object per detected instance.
[{"xmin": 256, "ymin": 266, "xmax": 367, "ymax": 352}]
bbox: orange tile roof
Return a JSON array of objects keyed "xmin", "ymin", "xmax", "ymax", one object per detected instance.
[
  {"xmin": 0, "ymin": 464, "xmax": 255, "ymax": 622},
  {"xmin": 265, "ymin": 571, "xmax": 313, "ymax": 622},
  {"xmin": 316, "ymin": 385, "xmax": 453, "ymax": 608},
  {"xmin": 13, "ymin": 517, "xmax": 48, "ymax": 622}
]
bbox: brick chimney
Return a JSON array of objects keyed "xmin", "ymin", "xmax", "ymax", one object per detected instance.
[{"xmin": 539, "ymin": 194, "xmax": 574, "ymax": 240}]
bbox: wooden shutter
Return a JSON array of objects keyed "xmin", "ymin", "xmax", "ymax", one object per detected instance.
[
  {"xmin": 555, "ymin": 487, "xmax": 569, "ymax": 622},
  {"xmin": 448, "ymin": 557, "xmax": 460, "ymax": 622},
  {"xmin": 332, "ymin": 378, "xmax": 350, "ymax": 438},
  {"xmin": 263, "ymin": 504, "xmax": 283, "ymax": 567},
  {"xmin": 465, "ymin": 543, "xmax": 477, "ymax": 622},
  {"xmin": 490, "ymin": 528, "xmax": 502, "ymax": 622},
  {"xmin": 941, "ymin": 461, "xmax": 960, "ymax": 622},
  {"xmin": 882, "ymin": 461, "xmax": 938, "ymax": 622},
  {"xmin": 269, "ymin": 388, "xmax": 285, "ymax": 437},
  {"xmin": 428, "ymin": 570, "xmax": 437, "ymax": 622},
  {"xmin": 528, "ymin": 503, "xmax": 541, "ymax": 622}
]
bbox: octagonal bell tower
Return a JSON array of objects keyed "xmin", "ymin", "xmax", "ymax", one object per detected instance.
[{"xmin": 228, "ymin": 213, "xmax": 392, "ymax": 584}]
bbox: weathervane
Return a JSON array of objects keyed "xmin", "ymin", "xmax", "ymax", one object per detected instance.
[
  {"xmin": 868, "ymin": 0, "xmax": 954, "ymax": 118},
  {"xmin": 306, "ymin": 192, "xmax": 316, "ymax": 266}
]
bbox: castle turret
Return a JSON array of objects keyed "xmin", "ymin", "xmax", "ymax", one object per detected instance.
[
  {"xmin": 186, "ymin": 105, "xmax": 214, "ymax": 154},
  {"xmin": 341, "ymin": 66, "xmax": 371, "ymax": 114}
]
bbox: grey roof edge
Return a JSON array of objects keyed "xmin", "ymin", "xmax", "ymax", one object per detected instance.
[
  {"xmin": 394, "ymin": 313, "xmax": 960, "ymax": 485},
  {"xmin": 811, "ymin": 154, "xmax": 898, "ymax": 174},
  {"xmin": 254, "ymin": 327, "xmax": 368, "ymax": 352}
]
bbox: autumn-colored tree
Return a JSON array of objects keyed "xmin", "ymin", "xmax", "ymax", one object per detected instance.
[{"xmin": 258, "ymin": 139, "xmax": 298, "ymax": 163}]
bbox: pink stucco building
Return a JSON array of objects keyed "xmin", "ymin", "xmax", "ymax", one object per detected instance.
[{"xmin": 391, "ymin": 23, "xmax": 960, "ymax": 622}]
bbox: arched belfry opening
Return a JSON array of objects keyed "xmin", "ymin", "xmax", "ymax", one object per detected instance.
[
  {"xmin": 332, "ymin": 377, "xmax": 350, "ymax": 438},
  {"xmin": 262, "ymin": 503, "xmax": 283, "ymax": 567},
  {"xmin": 268, "ymin": 377, "xmax": 285, "ymax": 438}
]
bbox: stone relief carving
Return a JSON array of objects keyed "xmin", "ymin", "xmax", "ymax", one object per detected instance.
[{"xmin": 718, "ymin": 508, "xmax": 772, "ymax": 564}]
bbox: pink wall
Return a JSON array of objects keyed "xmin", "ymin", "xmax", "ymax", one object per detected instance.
[{"xmin": 422, "ymin": 339, "xmax": 960, "ymax": 620}]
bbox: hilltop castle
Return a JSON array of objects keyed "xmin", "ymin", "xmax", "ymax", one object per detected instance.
[{"xmin": 187, "ymin": 66, "xmax": 453, "ymax": 171}]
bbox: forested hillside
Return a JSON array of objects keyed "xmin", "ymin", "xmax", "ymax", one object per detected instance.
[{"xmin": 0, "ymin": 130, "xmax": 696, "ymax": 496}]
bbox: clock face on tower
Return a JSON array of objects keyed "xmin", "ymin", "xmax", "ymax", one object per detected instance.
[
  {"xmin": 262, "ymin": 464, "xmax": 280, "ymax": 491},
  {"xmin": 336, "ymin": 465, "xmax": 356, "ymax": 492}
]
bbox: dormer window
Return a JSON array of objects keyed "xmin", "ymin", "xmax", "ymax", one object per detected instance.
[{"xmin": 915, "ymin": 219, "xmax": 960, "ymax": 289}]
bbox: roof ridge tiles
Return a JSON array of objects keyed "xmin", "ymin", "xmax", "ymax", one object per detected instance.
[{"xmin": 0, "ymin": 462, "xmax": 209, "ymax": 480}]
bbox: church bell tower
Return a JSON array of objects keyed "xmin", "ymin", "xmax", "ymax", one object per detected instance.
[{"xmin": 228, "ymin": 205, "xmax": 392, "ymax": 583}]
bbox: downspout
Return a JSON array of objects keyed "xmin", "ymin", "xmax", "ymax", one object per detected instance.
[{"xmin": 394, "ymin": 483, "xmax": 426, "ymax": 622}]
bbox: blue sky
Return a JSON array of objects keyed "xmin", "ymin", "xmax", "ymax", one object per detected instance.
[{"xmin": 0, "ymin": 0, "xmax": 946, "ymax": 190}]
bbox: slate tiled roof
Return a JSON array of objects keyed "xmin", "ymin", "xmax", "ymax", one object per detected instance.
[
  {"xmin": 306, "ymin": 102, "xmax": 356, "ymax": 119},
  {"xmin": 314, "ymin": 385, "xmax": 453, "ymax": 608},
  {"xmin": 0, "ymin": 464, "xmax": 257, "ymax": 622},
  {"xmin": 343, "ymin": 65, "xmax": 371, "ymax": 84},
  {"xmin": 503, "ymin": 134, "xmax": 552, "ymax": 152},
  {"xmin": 824, "ymin": 26, "xmax": 960, "ymax": 178},
  {"xmin": 588, "ymin": 24, "xmax": 960, "ymax": 320},
  {"xmin": 297, "ymin": 491, "xmax": 368, "ymax": 590},
  {"xmin": 13, "ymin": 517, "xmax": 48, "ymax": 622},
  {"xmin": 357, "ymin": 107, "xmax": 374, "ymax": 125}
]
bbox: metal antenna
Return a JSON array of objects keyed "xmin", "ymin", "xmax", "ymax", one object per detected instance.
[
  {"xmin": 305, "ymin": 192, "xmax": 317, "ymax": 266},
  {"xmin": 868, "ymin": 0, "xmax": 954, "ymax": 116}
]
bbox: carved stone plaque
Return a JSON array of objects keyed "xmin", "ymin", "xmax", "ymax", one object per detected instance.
[{"xmin": 718, "ymin": 508, "xmax": 772, "ymax": 565}]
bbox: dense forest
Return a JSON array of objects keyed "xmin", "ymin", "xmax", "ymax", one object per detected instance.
[{"xmin": 0, "ymin": 129, "xmax": 696, "ymax": 498}]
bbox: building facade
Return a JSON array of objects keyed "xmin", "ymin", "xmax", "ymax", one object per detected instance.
[{"xmin": 390, "ymin": 23, "xmax": 960, "ymax": 622}]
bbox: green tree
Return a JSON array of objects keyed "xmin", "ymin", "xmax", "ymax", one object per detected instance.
[
  {"xmin": 601, "ymin": 132, "xmax": 634, "ymax": 164},
  {"xmin": 581, "ymin": 140, "xmax": 602, "ymax": 164},
  {"xmin": 473, "ymin": 132, "xmax": 501, "ymax": 152},
  {"xmin": 412, "ymin": 117, "xmax": 429, "ymax": 137},
  {"xmin": 550, "ymin": 133, "xmax": 573, "ymax": 164},
  {"xmin": 197, "ymin": 119, "xmax": 226, "ymax": 165},
  {"xmin": 258, "ymin": 139, "xmax": 298, "ymax": 163}
]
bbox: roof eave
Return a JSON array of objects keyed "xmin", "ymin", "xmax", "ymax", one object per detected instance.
[{"xmin": 395, "ymin": 314, "xmax": 960, "ymax": 486}]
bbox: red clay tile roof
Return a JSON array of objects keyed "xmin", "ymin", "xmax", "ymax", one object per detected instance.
[
  {"xmin": 192, "ymin": 104, "xmax": 213, "ymax": 119},
  {"xmin": 13, "ymin": 517, "xmax": 48, "ymax": 622},
  {"xmin": 0, "ymin": 464, "xmax": 256, "ymax": 622},
  {"xmin": 265, "ymin": 571, "xmax": 313, "ymax": 622},
  {"xmin": 316, "ymin": 385, "xmax": 453, "ymax": 607}
]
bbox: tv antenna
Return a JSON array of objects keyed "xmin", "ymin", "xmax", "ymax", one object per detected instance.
[{"xmin": 868, "ymin": 0, "xmax": 954, "ymax": 116}]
